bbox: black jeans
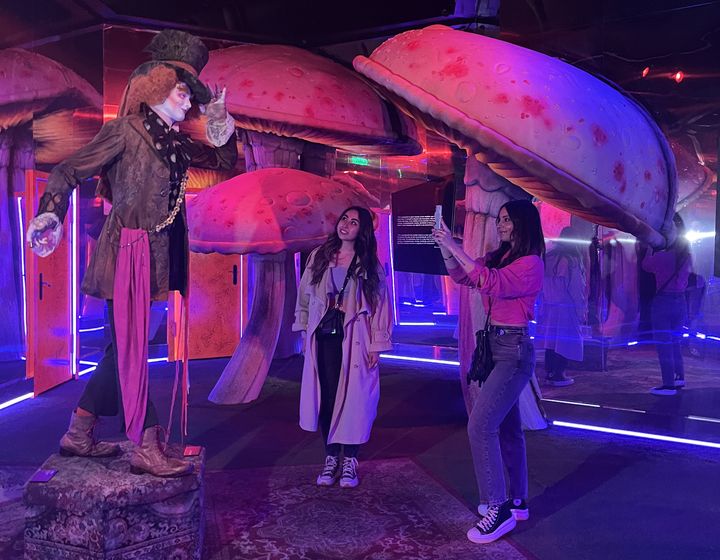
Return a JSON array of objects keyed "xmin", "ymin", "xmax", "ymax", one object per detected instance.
[
  {"xmin": 545, "ymin": 349, "xmax": 568, "ymax": 377},
  {"xmin": 316, "ymin": 329, "xmax": 359, "ymax": 459},
  {"xmin": 77, "ymin": 300, "xmax": 159, "ymax": 429}
]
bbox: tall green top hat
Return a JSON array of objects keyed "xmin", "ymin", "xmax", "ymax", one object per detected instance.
[{"xmin": 119, "ymin": 29, "xmax": 212, "ymax": 116}]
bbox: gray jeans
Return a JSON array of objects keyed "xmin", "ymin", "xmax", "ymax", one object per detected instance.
[{"xmin": 467, "ymin": 330, "xmax": 534, "ymax": 506}]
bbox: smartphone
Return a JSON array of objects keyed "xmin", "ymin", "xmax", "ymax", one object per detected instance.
[
  {"xmin": 434, "ymin": 204, "xmax": 443, "ymax": 229},
  {"xmin": 183, "ymin": 445, "xmax": 202, "ymax": 457},
  {"xmin": 29, "ymin": 469, "xmax": 57, "ymax": 483}
]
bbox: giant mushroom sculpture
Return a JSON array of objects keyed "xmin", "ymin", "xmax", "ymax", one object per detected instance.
[
  {"xmin": 198, "ymin": 43, "xmax": 419, "ymax": 371},
  {"xmin": 188, "ymin": 167, "xmax": 379, "ymax": 404},
  {"xmin": 0, "ymin": 48, "xmax": 102, "ymax": 360},
  {"xmin": 354, "ymin": 25, "xmax": 678, "ymax": 416}
]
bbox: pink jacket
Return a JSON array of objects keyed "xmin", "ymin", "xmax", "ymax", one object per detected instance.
[
  {"xmin": 293, "ymin": 249, "xmax": 393, "ymax": 445},
  {"xmin": 447, "ymin": 254, "xmax": 544, "ymax": 325}
]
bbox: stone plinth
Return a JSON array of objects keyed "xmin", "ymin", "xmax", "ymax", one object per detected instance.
[{"xmin": 24, "ymin": 442, "xmax": 204, "ymax": 560}]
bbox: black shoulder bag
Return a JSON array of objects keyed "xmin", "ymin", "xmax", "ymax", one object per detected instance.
[
  {"xmin": 316, "ymin": 255, "xmax": 358, "ymax": 338},
  {"xmin": 467, "ymin": 301, "xmax": 495, "ymax": 386}
]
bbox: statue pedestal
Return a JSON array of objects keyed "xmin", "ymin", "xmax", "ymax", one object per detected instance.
[{"xmin": 24, "ymin": 441, "xmax": 204, "ymax": 560}]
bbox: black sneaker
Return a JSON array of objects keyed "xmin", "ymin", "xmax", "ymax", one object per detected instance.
[
  {"xmin": 478, "ymin": 499, "xmax": 529, "ymax": 521},
  {"xmin": 674, "ymin": 376, "xmax": 686, "ymax": 388},
  {"xmin": 339, "ymin": 457, "xmax": 359, "ymax": 488},
  {"xmin": 467, "ymin": 500, "xmax": 517, "ymax": 544},
  {"xmin": 546, "ymin": 373, "xmax": 574, "ymax": 387},
  {"xmin": 316, "ymin": 455, "xmax": 340, "ymax": 486},
  {"xmin": 650, "ymin": 385, "xmax": 677, "ymax": 396}
]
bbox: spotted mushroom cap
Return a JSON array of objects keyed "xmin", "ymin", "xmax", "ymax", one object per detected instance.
[
  {"xmin": 188, "ymin": 167, "xmax": 379, "ymax": 255},
  {"xmin": 200, "ymin": 44, "xmax": 421, "ymax": 156},
  {"xmin": 353, "ymin": 25, "xmax": 677, "ymax": 248},
  {"xmin": 0, "ymin": 48, "xmax": 102, "ymax": 129}
]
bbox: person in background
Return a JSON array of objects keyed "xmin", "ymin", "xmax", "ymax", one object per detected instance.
[
  {"xmin": 293, "ymin": 207, "xmax": 393, "ymax": 489},
  {"xmin": 538, "ymin": 227, "xmax": 587, "ymax": 386},
  {"xmin": 642, "ymin": 213, "xmax": 692, "ymax": 395},
  {"xmin": 433, "ymin": 199, "xmax": 545, "ymax": 545}
]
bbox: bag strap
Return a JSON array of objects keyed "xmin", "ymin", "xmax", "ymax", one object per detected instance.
[{"xmin": 335, "ymin": 254, "xmax": 358, "ymax": 306}]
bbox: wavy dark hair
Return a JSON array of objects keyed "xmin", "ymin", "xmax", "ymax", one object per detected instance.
[
  {"xmin": 485, "ymin": 199, "xmax": 546, "ymax": 269},
  {"xmin": 310, "ymin": 206, "xmax": 380, "ymax": 309},
  {"xmin": 548, "ymin": 226, "xmax": 584, "ymax": 276}
]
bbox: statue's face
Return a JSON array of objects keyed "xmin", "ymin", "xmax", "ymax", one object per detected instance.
[{"xmin": 153, "ymin": 83, "xmax": 192, "ymax": 124}]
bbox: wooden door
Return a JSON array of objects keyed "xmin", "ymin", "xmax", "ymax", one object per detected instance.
[{"xmin": 24, "ymin": 171, "xmax": 78, "ymax": 395}]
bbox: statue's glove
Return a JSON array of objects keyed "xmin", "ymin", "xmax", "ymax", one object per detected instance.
[{"xmin": 204, "ymin": 86, "xmax": 236, "ymax": 147}]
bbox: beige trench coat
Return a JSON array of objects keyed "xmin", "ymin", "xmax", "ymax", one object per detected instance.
[{"xmin": 293, "ymin": 249, "xmax": 393, "ymax": 445}]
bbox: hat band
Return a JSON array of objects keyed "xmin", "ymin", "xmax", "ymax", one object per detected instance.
[{"xmin": 166, "ymin": 60, "xmax": 198, "ymax": 77}]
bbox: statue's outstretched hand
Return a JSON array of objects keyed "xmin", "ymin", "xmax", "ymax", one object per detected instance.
[
  {"xmin": 27, "ymin": 212, "xmax": 63, "ymax": 257},
  {"xmin": 204, "ymin": 86, "xmax": 235, "ymax": 147}
]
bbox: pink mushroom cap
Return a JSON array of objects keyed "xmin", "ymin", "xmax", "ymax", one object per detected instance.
[
  {"xmin": 200, "ymin": 44, "xmax": 421, "ymax": 156},
  {"xmin": 0, "ymin": 48, "xmax": 102, "ymax": 128},
  {"xmin": 354, "ymin": 25, "xmax": 677, "ymax": 247},
  {"xmin": 188, "ymin": 167, "xmax": 379, "ymax": 255}
]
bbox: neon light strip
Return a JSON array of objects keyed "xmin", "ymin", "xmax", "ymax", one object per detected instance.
[
  {"xmin": 432, "ymin": 312, "xmax": 448, "ymax": 316},
  {"xmin": 602, "ymin": 405, "xmax": 647, "ymax": 414},
  {"xmin": 0, "ymin": 392, "xmax": 33, "ymax": 411},
  {"xmin": 542, "ymin": 398, "xmax": 600, "ymax": 408},
  {"xmin": 78, "ymin": 326, "xmax": 104, "ymax": 333},
  {"xmin": 379, "ymin": 354, "xmax": 460, "ymax": 366},
  {"xmin": 16, "ymin": 197, "xmax": 28, "ymax": 355},
  {"xmin": 687, "ymin": 415, "xmax": 720, "ymax": 424},
  {"xmin": 398, "ymin": 322, "xmax": 437, "ymax": 326},
  {"xmin": 387, "ymin": 213, "xmax": 398, "ymax": 325},
  {"xmin": 71, "ymin": 190, "xmax": 78, "ymax": 378},
  {"xmin": 552, "ymin": 420, "xmax": 720, "ymax": 449},
  {"xmin": 79, "ymin": 360, "xmax": 99, "ymax": 366},
  {"xmin": 77, "ymin": 366, "xmax": 97, "ymax": 377},
  {"xmin": 148, "ymin": 357, "xmax": 168, "ymax": 363}
]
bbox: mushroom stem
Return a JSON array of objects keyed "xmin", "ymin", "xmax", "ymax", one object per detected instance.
[{"xmin": 209, "ymin": 252, "xmax": 287, "ymax": 404}]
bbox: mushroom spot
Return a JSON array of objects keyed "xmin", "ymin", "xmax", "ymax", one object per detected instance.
[
  {"xmin": 521, "ymin": 95, "xmax": 546, "ymax": 117},
  {"xmin": 495, "ymin": 63, "xmax": 511, "ymax": 74},
  {"xmin": 591, "ymin": 124, "xmax": 608, "ymax": 146},
  {"xmin": 644, "ymin": 170, "xmax": 652, "ymax": 181},
  {"xmin": 304, "ymin": 106, "xmax": 315, "ymax": 118},
  {"xmin": 619, "ymin": 180, "xmax": 627, "ymax": 193},
  {"xmin": 446, "ymin": 47, "xmax": 458, "ymax": 54},
  {"xmin": 274, "ymin": 91, "xmax": 285, "ymax": 101},
  {"xmin": 493, "ymin": 93, "xmax": 510, "ymax": 104},
  {"xmin": 613, "ymin": 161, "xmax": 625, "ymax": 182},
  {"xmin": 240, "ymin": 79, "xmax": 254, "ymax": 87},
  {"xmin": 259, "ymin": 197, "xmax": 274, "ymax": 207},
  {"xmin": 406, "ymin": 40, "xmax": 420, "ymax": 51},
  {"xmin": 286, "ymin": 191, "xmax": 311, "ymax": 207},
  {"xmin": 439, "ymin": 58, "xmax": 469, "ymax": 79},
  {"xmin": 561, "ymin": 135, "xmax": 582, "ymax": 150},
  {"xmin": 456, "ymin": 81, "xmax": 477, "ymax": 103},
  {"xmin": 288, "ymin": 67, "xmax": 304, "ymax": 78}
]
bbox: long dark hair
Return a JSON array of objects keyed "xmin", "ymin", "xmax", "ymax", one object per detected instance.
[
  {"xmin": 485, "ymin": 199, "xmax": 545, "ymax": 269},
  {"xmin": 310, "ymin": 206, "xmax": 380, "ymax": 309},
  {"xmin": 548, "ymin": 226, "xmax": 584, "ymax": 276}
]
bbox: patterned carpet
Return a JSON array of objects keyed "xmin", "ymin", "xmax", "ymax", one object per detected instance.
[
  {"xmin": 1, "ymin": 459, "xmax": 530, "ymax": 560},
  {"xmin": 203, "ymin": 458, "xmax": 529, "ymax": 560}
]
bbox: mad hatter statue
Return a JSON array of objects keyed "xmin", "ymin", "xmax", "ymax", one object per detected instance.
[{"xmin": 26, "ymin": 29, "xmax": 238, "ymax": 477}]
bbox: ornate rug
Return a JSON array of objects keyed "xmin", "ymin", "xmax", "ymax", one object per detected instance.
[
  {"xmin": 0, "ymin": 466, "xmax": 35, "ymax": 560},
  {"xmin": 203, "ymin": 458, "xmax": 529, "ymax": 560}
]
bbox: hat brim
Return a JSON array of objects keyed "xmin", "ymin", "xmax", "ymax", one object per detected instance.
[{"xmin": 174, "ymin": 67, "xmax": 212, "ymax": 105}]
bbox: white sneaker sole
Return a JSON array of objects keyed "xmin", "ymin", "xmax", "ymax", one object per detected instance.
[
  {"xmin": 467, "ymin": 517, "xmax": 517, "ymax": 544},
  {"xmin": 339, "ymin": 477, "xmax": 359, "ymax": 488},
  {"xmin": 316, "ymin": 476, "xmax": 338, "ymax": 487}
]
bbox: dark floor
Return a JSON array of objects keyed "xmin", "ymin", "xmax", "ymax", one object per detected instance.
[{"xmin": 1, "ymin": 353, "xmax": 719, "ymax": 559}]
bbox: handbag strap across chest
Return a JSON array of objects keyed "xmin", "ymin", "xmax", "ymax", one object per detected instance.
[{"xmin": 333, "ymin": 254, "xmax": 358, "ymax": 307}]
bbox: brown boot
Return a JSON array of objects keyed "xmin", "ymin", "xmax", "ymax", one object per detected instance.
[
  {"xmin": 129, "ymin": 426, "xmax": 193, "ymax": 477},
  {"xmin": 59, "ymin": 412, "xmax": 120, "ymax": 458}
]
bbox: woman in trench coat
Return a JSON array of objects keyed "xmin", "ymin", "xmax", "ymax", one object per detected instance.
[{"xmin": 293, "ymin": 206, "xmax": 392, "ymax": 488}]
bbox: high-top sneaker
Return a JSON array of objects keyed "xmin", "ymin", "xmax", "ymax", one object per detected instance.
[
  {"xmin": 316, "ymin": 455, "xmax": 340, "ymax": 486},
  {"xmin": 339, "ymin": 456, "xmax": 359, "ymax": 488},
  {"xmin": 467, "ymin": 500, "xmax": 517, "ymax": 544},
  {"xmin": 478, "ymin": 498, "xmax": 529, "ymax": 521}
]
